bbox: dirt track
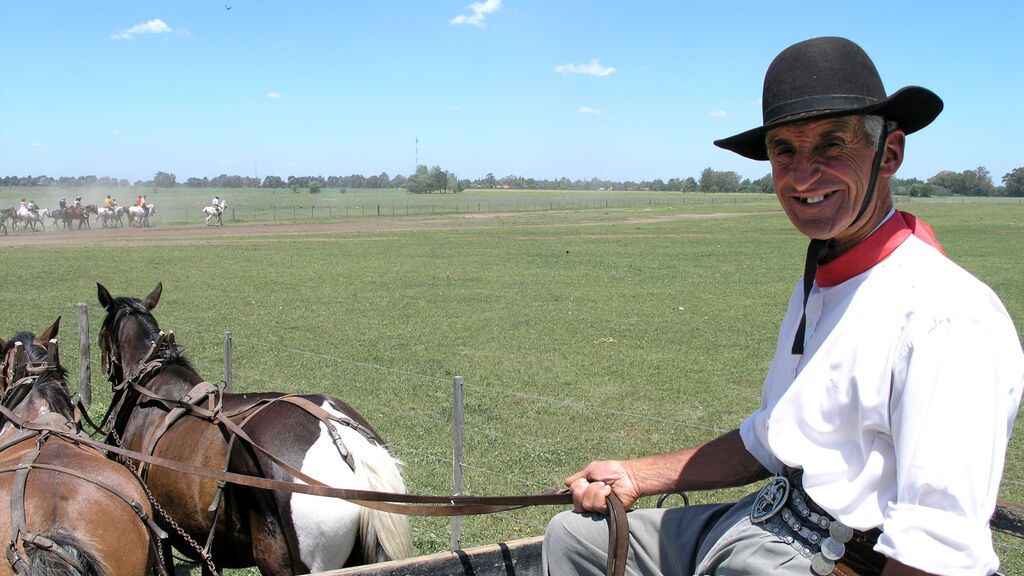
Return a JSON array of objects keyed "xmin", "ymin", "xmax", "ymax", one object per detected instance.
[{"xmin": 0, "ymin": 211, "xmax": 764, "ymax": 247}]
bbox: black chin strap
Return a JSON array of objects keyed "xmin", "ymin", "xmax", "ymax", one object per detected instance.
[
  {"xmin": 791, "ymin": 238, "xmax": 832, "ymax": 354},
  {"xmin": 791, "ymin": 121, "xmax": 890, "ymax": 355}
]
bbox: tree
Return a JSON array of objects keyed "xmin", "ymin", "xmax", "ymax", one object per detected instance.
[
  {"xmin": 906, "ymin": 182, "xmax": 942, "ymax": 197},
  {"xmin": 429, "ymin": 167, "xmax": 449, "ymax": 193},
  {"xmin": 752, "ymin": 173, "xmax": 774, "ymax": 194},
  {"xmin": 1003, "ymin": 167, "xmax": 1024, "ymax": 198},
  {"xmin": 699, "ymin": 168, "xmax": 741, "ymax": 193},
  {"xmin": 404, "ymin": 165, "xmax": 431, "ymax": 194},
  {"xmin": 927, "ymin": 167, "xmax": 994, "ymax": 196},
  {"xmin": 262, "ymin": 175, "xmax": 285, "ymax": 188},
  {"xmin": 153, "ymin": 171, "xmax": 176, "ymax": 188}
]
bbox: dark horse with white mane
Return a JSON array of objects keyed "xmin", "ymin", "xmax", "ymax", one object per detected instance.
[
  {"xmin": 0, "ymin": 320, "xmax": 163, "ymax": 576},
  {"xmin": 97, "ymin": 282, "xmax": 412, "ymax": 576}
]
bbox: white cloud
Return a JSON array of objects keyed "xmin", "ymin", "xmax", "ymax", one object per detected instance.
[
  {"xmin": 450, "ymin": 0, "xmax": 501, "ymax": 28},
  {"xmin": 267, "ymin": 92, "xmax": 282, "ymax": 99},
  {"xmin": 578, "ymin": 107, "xmax": 604, "ymax": 115},
  {"xmin": 110, "ymin": 18, "xmax": 172, "ymax": 40},
  {"xmin": 710, "ymin": 110, "xmax": 728, "ymax": 118},
  {"xmin": 554, "ymin": 59, "xmax": 616, "ymax": 77},
  {"xmin": 31, "ymin": 142, "xmax": 43, "ymax": 147}
]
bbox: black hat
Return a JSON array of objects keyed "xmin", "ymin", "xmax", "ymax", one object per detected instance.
[{"xmin": 714, "ymin": 37, "xmax": 943, "ymax": 160}]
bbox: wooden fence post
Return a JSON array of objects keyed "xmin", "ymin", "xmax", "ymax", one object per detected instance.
[
  {"xmin": 76, "ymin": 303, "xmax": 91, "ymax": 406},
  {"xmin": 451, "ymin": 376, "xmax": 464, "ymax": 551},
  {"xmin": 224, "ymin": 331, "xmax": 233, "ymax": 392}
]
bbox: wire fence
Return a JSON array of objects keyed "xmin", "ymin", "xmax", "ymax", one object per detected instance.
[{"xmin": 171, "ymin": 195, "xmax": 772, "ymax": 225}]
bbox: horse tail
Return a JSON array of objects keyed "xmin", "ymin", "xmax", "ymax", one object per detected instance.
[
  {"xmin": 24, "ymin": 530, "xmax": 104, "ymax": 576},
  {"xmin": 354, "ymin": 445, "xmax": 413, "ymax": 563}
]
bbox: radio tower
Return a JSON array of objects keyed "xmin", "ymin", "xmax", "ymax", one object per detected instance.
[{"xmin": 415, "ymin": 137, "xmax": 419, "ymax": 170}]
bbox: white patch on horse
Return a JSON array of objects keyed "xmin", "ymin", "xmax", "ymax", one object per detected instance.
[{"xmin": 290, "ymin": 403, "xmax": 365, "ymax": 572}]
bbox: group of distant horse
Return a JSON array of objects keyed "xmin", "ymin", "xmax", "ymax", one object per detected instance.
[
  {"xmin": 1, "ymin": 204, "xmax": 155, "ymax": 234},
  {"xmin": 0, "ymin": 283, "xmax": 412, "ymax": 576}
]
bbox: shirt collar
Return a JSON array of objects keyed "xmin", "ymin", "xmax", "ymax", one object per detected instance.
[{"xmin": 816, "ymin": 211, "xmax": 944, "ymax": 288}]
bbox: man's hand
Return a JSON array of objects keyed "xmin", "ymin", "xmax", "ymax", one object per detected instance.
[
  {"xmin": 565, "ymin": 460, "xmax": 641, "ymax": 514},
  {"xmin": 563, "ymin": 430, "xmax": 769, "ymax": 516}
]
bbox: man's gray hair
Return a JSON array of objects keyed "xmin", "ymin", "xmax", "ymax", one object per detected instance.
[
  {"xmin": 862, "ymin": 115, "xmax": 885, "ymax": 148},
  {"xmin": 863, "ymin": 115, "xmax": 900, "ymax": 148}
]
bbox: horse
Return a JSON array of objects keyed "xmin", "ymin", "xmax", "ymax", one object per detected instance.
[
  {"xmin": 98, "ymin": 206, "xmax": 125, "ymax": 228},
  {"xmin": 97, "ymin": 282, "xmax": 412, "ymax": 576},
  {"xmin": 63, "ymin": 205, "xmax": 96, "ymax": 230},
  {"xmin": 0, "ymin": 319, "xmax": 164, "ymax": 576},
  {"xmin": 49, "ymin": 208, "xmax": 68, "ymax": 229},
  {"xmin": 13, "ymin": 208, "xmax": 45, "ymax": 232},
  {"xmin": 203, "ymin": 202, "xmax": 225, "ymax": 226},
  {"xmin": 127, "ymin": 205, "xmax": 155, "ymax": 228}
]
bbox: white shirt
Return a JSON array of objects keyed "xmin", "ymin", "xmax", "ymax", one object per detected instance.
[{"xmin": 740, "ymin": 216, "xmax": 1023, "ymax": 575}]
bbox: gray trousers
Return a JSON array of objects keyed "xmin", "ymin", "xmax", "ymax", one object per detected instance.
[{"xmin": 542, "ymin": 492, "xmax": 817, "ymax": 575}]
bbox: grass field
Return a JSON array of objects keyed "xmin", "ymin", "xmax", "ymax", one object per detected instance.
[{"xmin": 1, "ymin": 189, "xmax": 1022, "ymax": 573}]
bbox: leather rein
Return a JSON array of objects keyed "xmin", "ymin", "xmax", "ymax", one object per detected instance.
[{"xmin": 97, "ymin": 330, "xmax": 630, "ymax": 576}]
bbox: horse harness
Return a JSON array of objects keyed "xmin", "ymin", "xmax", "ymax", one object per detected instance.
[
  {"xmin": 95, "ymin": 331, "xmax": 629, "ymax": 576},
  {"xmin": 0, "ymin": 342, "xmax": 169, "ymax": 576},
  {"xmin": 0, "ymin": 405, "xmax": 168, "ymax": 576},
  {"xmin": 102, "ymin": 331, "xmax": 395, "ymax": 561}
]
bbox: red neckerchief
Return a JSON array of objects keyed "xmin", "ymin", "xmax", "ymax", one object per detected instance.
[{"xmin": 816, "ymin": 211, "xmax": 944, "ymax": 288}]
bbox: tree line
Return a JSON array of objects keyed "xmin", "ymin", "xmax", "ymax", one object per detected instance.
[{"xmin": 3, "ymin": 165, "xmax": 1022, "ymax": 197}]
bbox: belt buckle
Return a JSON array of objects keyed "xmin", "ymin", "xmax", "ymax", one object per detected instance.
[{"xmin": 750, "ymin": 475, "xmax": 789, "ymax": 523}]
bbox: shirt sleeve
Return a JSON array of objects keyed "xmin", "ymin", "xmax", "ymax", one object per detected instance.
[{"xmin": 877, "ymin": 308, "xmax": 1023, "ymax": 575}]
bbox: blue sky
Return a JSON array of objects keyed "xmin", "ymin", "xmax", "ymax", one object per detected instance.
[{"xmin": 1, "ymin": 1, "xmax": 1021, "ymax": 185}]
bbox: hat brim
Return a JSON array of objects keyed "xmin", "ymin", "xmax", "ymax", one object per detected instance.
[{"xmin": 714, "ymin": 86, "xmax": 943, "ymax": 161}]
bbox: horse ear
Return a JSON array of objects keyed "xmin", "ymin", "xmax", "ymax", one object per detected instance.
[
  {"xmin": 40, "ymin": 316, "xmax": 60, "ymax": 342},
  {"xmin": 143, "ymin": 282, "xmax": 163, "ymax": 310},
  {"xmin": 97, "ymin": 283, "xmax": 114, "ymax": 309}
]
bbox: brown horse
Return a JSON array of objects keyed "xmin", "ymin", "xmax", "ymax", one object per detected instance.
[
  {"xmin": 0, "ymin": 320, "xmax": 163, "ymax": 576},
  {"xmin": 97, "ymin": 282, "xmax": 412, "ymax": 576},
  {"xmin": 63, "ymin": 205, "xmax": 97, "ymax": 230}
]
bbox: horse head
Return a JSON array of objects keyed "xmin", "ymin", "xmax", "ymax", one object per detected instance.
[
  {"xmin": 0, "ymin": 319, "xmax": 73, "ymax": 430},
  {"xmin": 97, "ymin": 282, "xmax": 165, "ymax": 384},
  {"xmin": 1, "ymin": 318, "xmax": 60, "ymax": 393}
]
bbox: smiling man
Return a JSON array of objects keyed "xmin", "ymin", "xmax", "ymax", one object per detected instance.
[{"xmin": 543, "ymin": 37, "xmax": 1023, "ymax": 576}]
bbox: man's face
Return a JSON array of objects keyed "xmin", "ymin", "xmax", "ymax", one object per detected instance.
[{"xmin": 766, "ymin": 116, "xmax": 889, "ymax": 247}]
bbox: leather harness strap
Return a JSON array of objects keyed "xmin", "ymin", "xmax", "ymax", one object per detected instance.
[
  {"xmin": 605, "ymin": 493, "xmax": 629, "ymax": 576},
  {"xmin": 0, "ymin": 408, "xmax": 170, "ymax": 576},
  {"xmin": 104, "ymin": 429, "xmax": 629, "ymax": 576}
]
